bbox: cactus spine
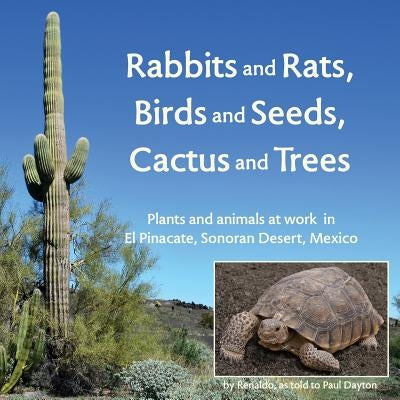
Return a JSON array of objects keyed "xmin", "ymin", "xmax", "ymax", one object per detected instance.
[
  {"xmin": 23, "ymin": 12, "xmax": 89, "ymax": 337},
  {"xmin": 0, "ymin": 289, "xmax": 44, "ymax": 394}
]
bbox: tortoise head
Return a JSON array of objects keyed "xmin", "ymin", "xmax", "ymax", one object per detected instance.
[{"xmin": 258, "ymin": 318, "xmax": 289, "ymax": 345}]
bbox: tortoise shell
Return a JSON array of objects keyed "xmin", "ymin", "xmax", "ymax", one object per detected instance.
[{"xmin": 250, "ymin": 267, "xmax": 384, "ymax": 352}]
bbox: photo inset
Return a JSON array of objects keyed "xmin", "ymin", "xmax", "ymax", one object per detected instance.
[{"xmin": 214, "ymin": 262, "xmax": 388, "ymax": 377}]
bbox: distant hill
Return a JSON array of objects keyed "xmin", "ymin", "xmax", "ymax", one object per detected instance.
[{"xmin": 146, "ymin": 299, "xmax": 214, "ymax": 348}]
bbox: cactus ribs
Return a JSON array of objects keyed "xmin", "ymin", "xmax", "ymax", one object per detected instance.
[{"xmin": 23, "ymin": 12, "xmax": 89, "ymax": 338}]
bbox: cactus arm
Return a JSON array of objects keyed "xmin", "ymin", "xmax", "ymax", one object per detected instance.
[
  {"xmin": 0, "ymin": 357, "xmax": 34, "ymax": 394},
  {"xmin": 1, "ymin": 289, "xmax": 42, "ymax": 394},
  {"xmin": 64, "ymin": 137, "xmax": 89, "ymax": 183},
  {"xmin": 22, "ymin": 155, "xmax": 43, "ymax": 202},
  {"xmin": 16, "ymin": 289, "xmax": 40, "ymax": 361},
  {"xmin": 26, "ymin": 329, "xmax": 45, "ymax": 372},
  {"xmin": 29, "ymin": 288, "xmax": 41, "ymax": 316},
  {"xmin": 34, "ymin": 134, "xmax": 55, "ymax": 182},
  {"xmin": 15, "ymin": 302, "xmax": 29, "ymax": 360},
  {"xmin": 1, "ymin": 360, "xmax": 24, "ymax": 394},
  {"xmin": 25, "ymin": 289, "xmax": 41, "ymax": 349},
  {"xmin": 0, "ymin": 345, "xmax": 7, "ymax": 387}
]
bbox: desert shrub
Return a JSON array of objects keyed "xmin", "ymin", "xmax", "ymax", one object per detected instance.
[
  {"xmin": 167, "ymin": 377, "xmax": 303, "ymax": 400},
  {"xmin": 376, "ymin": 376, "xmax": 400, "ymax": 397},
  {"xmin": 47, "ymin": 357, "xmax": 108, "ymax": 396},
  {"xmin": 392, "ymin": 358, "xmax": 400, "ymax": 369},
  {"xmin": 170, "ymin": 328, "xmax": 212, "ymax": 368},
  {"xmin": 195, "ymin": 340, "xmax": 214, "ymax": 368},
  {"xmin": 44, "ymin": 198, "xmax": 170, "ymax": 395},
  {"xmin": 0, "ymin": 166, "xmax": 38, "ymax": 348},
  {"xmin": 118, "ymin": 360, "xmax": 190, "ymax": 400},
  {"xmin": 0, "ymin": 169, "xmax": 172, "ymax": 396},
  {"xmin": 200, "ymin": 312, "xmax": 213, "ymax": 329},
  {"xmin": 70, "ymin": 294, "xmax": 168, "ymax": 366},
  {"xmin": 50, "ymin": 288, "xmax": 169, "ymax": 395},
  {"xmin": 390, "ymin": 335, "xmax": 400, "ymax": 360}
]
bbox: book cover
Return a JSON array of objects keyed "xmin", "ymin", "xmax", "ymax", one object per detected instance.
[{"xmin": 0, "ymin": 1, "xmax": 398, "ymax": 398}]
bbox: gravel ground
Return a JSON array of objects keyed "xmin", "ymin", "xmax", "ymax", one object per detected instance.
[{"xmin": 215, "ymin": 262, "xmax": 387, "ymax": 377}]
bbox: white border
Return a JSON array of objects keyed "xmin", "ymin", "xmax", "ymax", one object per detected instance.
[{"xmin": 213, "ymin": 260, "xmax": 390, "ymax": 378}]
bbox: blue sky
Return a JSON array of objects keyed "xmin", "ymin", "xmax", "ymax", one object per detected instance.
[{"xmin": 0, "ymin": 1, "xmax": 399, "ymax": 316}]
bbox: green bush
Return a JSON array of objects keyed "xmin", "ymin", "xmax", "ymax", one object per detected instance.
[
  {"xmin": 167, "ymin": 377, "xmax": 303, "ymax": 400},
  {"xmin": 118, "ymin": 360, "xmax": 190, "ymax": 400},
  {"xmin": 49, "ymin": 308, "xmax": 168, "ymax": 395},
  {"xmin": 170, "ymin": 328, "xmax": 212, "ymax": 368},
  {"xmin": 390, "ymin": 335, "xmax": 400, "ymax": 360},
  {"xmin": 200, "ymin": 312, "xmax": 213, "ymax": 329},
  {"xmin": 376, "ymin": 376, "xmax": 400, "ymax": 397},
  {"xmin": 0, "ymin": 166, "xmax": 173, "ymax": 395},
  {"xmin": 49, "ymin": 356, "xmax": 114, "ymax": 396},
  {"xmin": 0, "ymin": 166, "xmax": 37, "ymax": 349},
  {"xmin": 47, "ymin": 199, "xmax": 169, "ymax": 395}
]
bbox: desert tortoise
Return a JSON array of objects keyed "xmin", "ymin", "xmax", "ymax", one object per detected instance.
[{"xmin": 220, "ymin": 267, "xmax": 384, "ymax": 372}]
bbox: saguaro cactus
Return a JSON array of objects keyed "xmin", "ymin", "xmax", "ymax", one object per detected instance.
[
  {"xmin": 0, "ymin": 289, "xmax": 45, "ymax": 394},
  {"xmin": 23, "ymin": 12, "xmax": 89, "ymax": 337}
]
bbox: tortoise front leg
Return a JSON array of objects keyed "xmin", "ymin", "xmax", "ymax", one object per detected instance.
[
  {"xmin": 220, "ymin": 312, "xmax": 260, "ymax": 361},
  {"xmin": 299, "ymin": 342, "xmax": 340, "ymax": 372},
  {"xmin": 360, "ymin": 335, "xmax": 378, "ymax": 351}
]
